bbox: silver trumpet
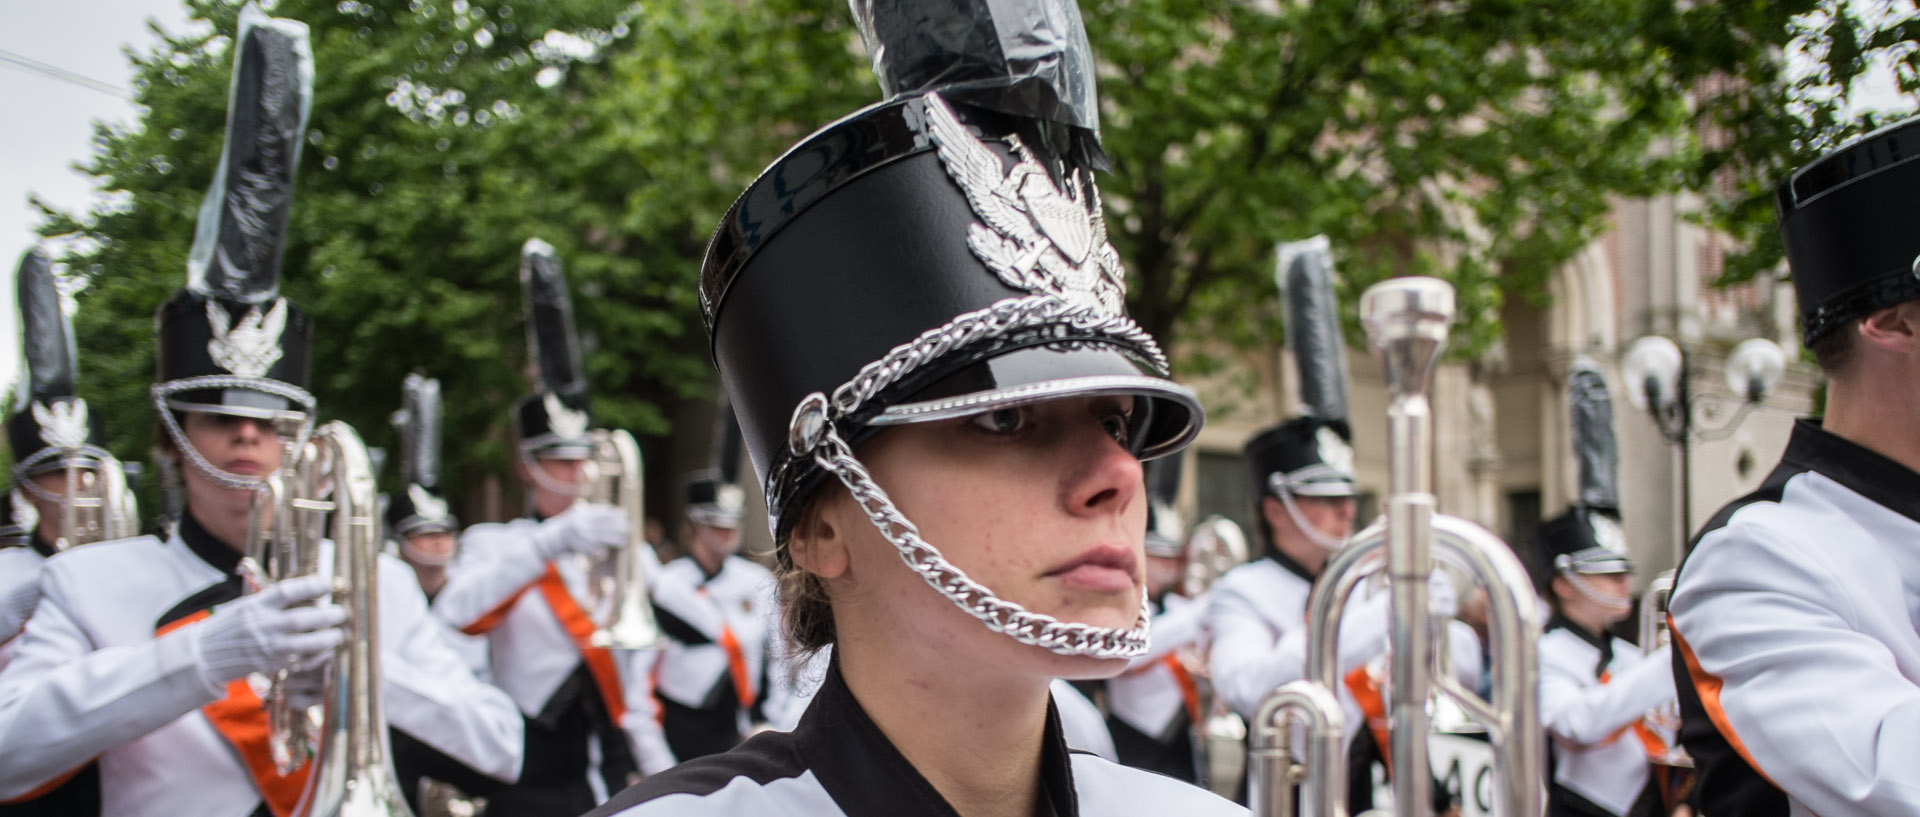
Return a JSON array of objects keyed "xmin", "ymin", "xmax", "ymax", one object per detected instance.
[
  {"xmin": 245, "ymin": 413, "xmax": 326, "ymax": 775},
  {"xmin": 1250, "ymin": 278, "xmax": 1546, "ymax": 817},
  {"xmin": 56, "ymin": 450, "xmax": 136, "ymax": 549},
  {"xmin": 582, "ymin": 428, "xmax": 661, "ymax": 649},
  {"xmin": 1638, "ymin": 570, "xmax": 1693, "ymax": 772}
]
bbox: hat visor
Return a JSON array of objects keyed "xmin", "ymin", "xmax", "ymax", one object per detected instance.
[
  {"xmin": 687, "ymin": 506, "xmax": 744, "ymax": 529},
  {"xmin": 866, "ymin": 345, "xmax": 1202, "ymax": 461},
  {"xmin": 519, "ymin": 437, "xmax": 595, "ymax": 460},
  {"xmin": 165, "ymin": 389, "xmax": 301, "ymax": 421},
  {"xmin": 1560, "ymin": 549, "xmax": 1634, "ymax": 575}
]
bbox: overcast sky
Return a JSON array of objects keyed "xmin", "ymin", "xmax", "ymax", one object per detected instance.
[{"xmin": 0, "ymin": 2, "xmax": 1916, "ymax": 394}]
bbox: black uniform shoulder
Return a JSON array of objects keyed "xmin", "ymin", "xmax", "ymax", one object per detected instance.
[{"xmin": 585, "ymin": 728, "xmax": 807, "ymax": 816}]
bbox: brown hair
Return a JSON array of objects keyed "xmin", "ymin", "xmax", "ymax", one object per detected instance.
[
  {"xmin": 774, "ymin": 489, "xmax": 841, "ymax": 660},
  {"xmin": 1809, "ymin": 318, "xmax": 1856, "ymax": 374}
]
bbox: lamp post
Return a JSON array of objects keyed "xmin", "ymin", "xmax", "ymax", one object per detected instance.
[{"xmin": 1621, "ymin": 335, "xmax": 1788, "ymax": 564}]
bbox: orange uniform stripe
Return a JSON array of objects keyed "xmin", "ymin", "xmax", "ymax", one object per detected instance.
[
  {"xmin": 152, "ymin": 607, "xmax": 313, "ymax": 817},
  {"xmin": 699, "ymin": 587, "xmax": 757, "ymax": 709},
  {"xmin": 1161, "ymin": 654, "xmax": 1204, "ymax": 725},
  {"xmin": 1670, "ymin": 614, "xmax": 1778, "ymax": 787},
  {"xmin": 1344, "ymin": 665, "xmax": 1392, "ymax": 778},
  {"xmin": 460, "ymin": 581, "xmax": 538, "ymax": 636},
  {"xmin": 535, "ymin": 564, "xmax": 628, "ymax": 723}
]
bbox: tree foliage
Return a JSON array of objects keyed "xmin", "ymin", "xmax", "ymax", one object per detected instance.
[{"xmin": 36, "ymin": 0, "xmax": 1918, "ymax": 517}]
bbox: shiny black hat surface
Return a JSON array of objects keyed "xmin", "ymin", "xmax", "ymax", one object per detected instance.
[
  {"xmin": 1778, "ymin": 115, "xmax": 1920, "ymax": 345},
  {"xmin": 11, "ymin": 248, "xmax": 105, "ymax": 474},
  {"xmin": 514, "ymin": 391, "xmax": 593, "ymax": 459},
  {"xmin": 387, "ymin": 482, "xmax": 455, "ymax": 538},
  {"xmin": 156, "ymin": 5, "xmax": 313, "ymax": 417},
  {"xmin": 684, "ymin": 470, "xmax": 745, "ymax": 530},
  {"xmin": 1244, "ymin": 416, "xmax": 1356, "ymax": 500},
  {"xmin": 1533, "ymin": 506, "xmax": 1632, "ymax": 585}
]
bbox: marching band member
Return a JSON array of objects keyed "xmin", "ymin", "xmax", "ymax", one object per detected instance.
[
  {"xmin": 1099, "ymin": 456, "xmax": 1209, "ymax": 783},
  {"xmin": 647, "ymin": 469, "xmax": 806, "ymax": 762},
  {"xmin": 0, "ymin": 10, "xmax": 523, "ymax": 816},
  {"xmin": 429, "ymin": 239, "xmax": 670, "ymax": 813},
  {"xmin": 1535, "ymin": 361, "xmax": 1676, "ymax": 817},
  {"xmin": 584, "ymin": 0, "xmax": 1241, "ymax": 813},
  {"xmin": 1206, "ymin": 238, "xmax": 1474, "ymax": 812},
  {"xmin": 0, "ymin": 247, "xmax": 115, "ymax": 816},
  {"xmin": 1671, "ymin": 115, "xmax": 1920, "ymax": 815},
  {"xmin": 387, "ymin": 374, "xmax": 460, "ymax": 604}
]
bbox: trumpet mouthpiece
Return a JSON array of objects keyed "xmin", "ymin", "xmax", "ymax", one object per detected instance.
[{"xmin": 1361, "ymin": 277, "xmax": 1455, "ymax": 396}]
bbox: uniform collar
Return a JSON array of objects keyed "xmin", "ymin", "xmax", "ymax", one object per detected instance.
[
  {"xmin": 29, "ymin": 533, "xmax": 57, "ymax": 559},
  {"xmin": 1266, "ymin": 548, "xmax": 1317, "ymax": 583},
  {"xmin": 796, "ymin": 658, "xmax": 1080, "ymax": 817},
  {"xmin": 1780, "ymin": 418, "xmax": 1920, "ymax": 525},
  {"xmin": 178, "ymin": 508, "xmax": 244, "ymax": 576},
  {"xmin": 1545, "ymin": 612, "xmax": 1613, "ymax": 679}
]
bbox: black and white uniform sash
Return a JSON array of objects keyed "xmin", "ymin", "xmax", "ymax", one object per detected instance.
[
  {"xmin": 585, "ymin": 659, "xmax": 1247, "ymax": 816},
  {"xmin": 1539, "ymin": 614, "xmax": 1670, "ymax": 817}
]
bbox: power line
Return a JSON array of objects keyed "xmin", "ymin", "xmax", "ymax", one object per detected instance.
[{"xmin": 0, "ymin": 49, "xmax": 129, "ymax": 100}]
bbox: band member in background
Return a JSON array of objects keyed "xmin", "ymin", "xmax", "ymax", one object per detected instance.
[
  {"xmin": 1205, "ymin": 239, "xmax": 1473, "ymax": 812},
  {"xmin": 1671, "ymin": 116, "xmax": 1920, "ymax": 815},
  {"xmin": 1535, "ymin": 360, "xmax": 1676, "ymax": 817},
  {"xmin": 429, "ymin": 239, "xmax": 671, "ymax": 813},
  {"xmin": 648, "ymin": 470, "xmax": 805, "ymax": 762},
  {"xmin": 0, "ymin": 11, "xmax": 524, "ymax": 816},
  {"xmin": 387, "ymin": 374, "xmax": 460, "ymax": 603},
  {"xmin": 586, "ymin": 1, "xmax": 1240, "ymax": 813},
  {"xmin": 1098, "ymin": 456, "xmax": 1208, "ymax": 783},
  {"xmin": 0, "ymin": 247, "xmax": 118, "ymax": 817}
]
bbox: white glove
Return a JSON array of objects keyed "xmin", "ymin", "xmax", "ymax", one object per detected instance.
[
  {"xmin": 1, "ymin": 561, "xmax": 43, "ymax": 642},
  {"xmin": 532, "ymin": 503, "xmax": 627, "ymax": 562},
  {"xmin": 190, "ymin": 575, "xmax": 346, "ymax": 690}
]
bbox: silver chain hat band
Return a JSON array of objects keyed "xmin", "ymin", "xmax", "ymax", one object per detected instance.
[
  {"xmin": 152, "ymin": 376, "xmax": 316, "ymax": 491},
  {"xmin": 779, "ymin": 293, "xmax": 1163, "ymax": 660}
]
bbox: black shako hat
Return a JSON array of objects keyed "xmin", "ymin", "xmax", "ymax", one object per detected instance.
[
  {"xmin": 153, "ymin": 5, "xmax": 315, "ymax": 434},
  {"xmin": 9, "ymin": 248, "xmax": 109, "ymax": 478},
  {"xmin": 514, "ymin": 238, "xmax": 595, "ymax": 459},
  {"xmin": 703, "ymin": 1, "xmax": 1202, "ymax": 546},
  {"xmin": 1778, "ymin": 115, "xmax": 1920, "ymax": 345},
  {"xmin": 1531, "ymin": 357, "xmax": 1632, "ymax": 586},
  {"xmin": 1244, "ymin": 416, "xmax": 1357, "ymax": 501},
  {"xmin": 684, "ymin": 470, "xmax": 745, "ymax": 530},
  {"xmin": 388, "ymin": 373, "xmax": 455, "ymax": 537}
]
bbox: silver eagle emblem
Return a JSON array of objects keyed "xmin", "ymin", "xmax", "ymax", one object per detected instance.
[
  {"xmin": 543, "ymin": 392, "xmax": 589, "ymax": 442},
  {"xmin": 33, "ymin": 399, "xmax": 90, "ymax": 449},
  {"xmin": 408, "ymin": 483, "xmax": 450, "ymax": 523},
  {"xmin": 924, "ymin": 94, "xmax": 1126, "ymax": 317},
  {"xmin": 1315, "ymin": 426, "xmax": 1354, "ymax": 476},
  {"xmin": 206, "ymin": 299, "xmax": 288, "ymax": 378}
]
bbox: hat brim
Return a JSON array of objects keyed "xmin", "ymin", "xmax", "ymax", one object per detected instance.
[
  {"xmin": 165, "ymin": 391, "xmax": 303, "ymax": 421},
  {"xmin": 866, "ymin": 344, "xmax": 1202, "ymax": 461}
]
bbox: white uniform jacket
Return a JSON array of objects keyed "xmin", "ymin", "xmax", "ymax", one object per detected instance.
[
  {"xmin": 1671, "ymin": 420, "xmax": 1920, "ymax": 816},
  {"xmin": 579, "ymin": 660, "xmax": 1248, "ymax": 817},
  {"xmin": 649, "ymin": 555, "xmax": 811, "ymax": 762},
  {"xmin": 1110, "ymin": 592, "xmax": 1206, "ymax": 742},
  {"xmin": 1206, "ymin": 552, "xmax": 1481, "ymax": 744},
  {"xmin": 0, "ymin": 525, "xmax": 523, "ymax": 817},
  {"xmin": 431, "ymin": 518, "xmax": 672, "ymax": 787},
  {"xmin": 1538, "ymin": 618, "xmax": 1674, "ymax": 816},
  {"xmin": 0, "ymin": 544, "xmax": 50, "ymax": 661}
]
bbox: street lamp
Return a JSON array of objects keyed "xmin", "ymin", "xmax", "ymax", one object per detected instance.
[{"xmin": 1621, "ymin": 334, "xmax": 1788, "ymax": 562}]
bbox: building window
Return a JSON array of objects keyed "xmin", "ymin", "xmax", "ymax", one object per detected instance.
[
  {"xmin": 1507, "ymin": 489, "xmax": 1542, "ymax": 549},
  {"xmin": 1194, "ymin": 449, "xmax": 1253, "ymax": 539}
]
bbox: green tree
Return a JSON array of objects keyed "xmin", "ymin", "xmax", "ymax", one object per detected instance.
[{"xmin": 44, "ymin": 0, "xmax": 866, "ymax": 518}]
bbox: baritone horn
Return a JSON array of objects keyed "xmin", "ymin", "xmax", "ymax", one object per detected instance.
[
  {"xmin": 1249, "ymin": 278, "xmax": 1546, "ymax": 817},
  {"xmin": 582, "ymin": 427, "xmax": 661, "ymax": 649}
]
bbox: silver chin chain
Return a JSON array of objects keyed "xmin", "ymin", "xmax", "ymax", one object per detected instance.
[
  {"xmin": 151, "ymin": 376, "xmax": 316, "ymax": 491},
  {"xmin": 779, "ymin": 293, "xmax": 1166, "ymax": 660}
]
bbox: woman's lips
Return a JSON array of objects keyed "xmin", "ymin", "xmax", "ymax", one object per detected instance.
[
  {"xmin": 1045, "ymin": 544, "xmax": 1138, "ymax": 593},
  {"xmin": 225, "ymin": 459, "xmax": 265, "ymax": 475}
]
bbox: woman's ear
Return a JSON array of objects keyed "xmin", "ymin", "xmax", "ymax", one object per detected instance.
[
  {"xmin": 1858, "ymin": 302, "xmax": 1920, "ymax": 354},
  {"xmin": 788, "ymin": 499, "xmax": 851, "ymax": 580}
]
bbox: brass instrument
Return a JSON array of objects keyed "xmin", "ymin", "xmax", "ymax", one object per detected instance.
[
  {"xmin": 1638, "ymin": 569, "xmax": 1694, "ymax": 811},
  {"xmin": 1250, "ymin": 278, "xmax": 1546, "ymax": 817},
  {"xmin": 242, "ymin": 419, "xmax": 417, "ymax": 816},
  {"xmin": 581, "ymin": 428, "xmax": 661, "ymax": 649},
  {"xmin": 1181, "ymin": 515, "xmax": 1253, "ymax": 797}
]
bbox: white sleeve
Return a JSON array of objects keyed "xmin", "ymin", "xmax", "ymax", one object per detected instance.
[
  {"xmin": 0, "ymin": 567, "xmax": 220, "ymax": 798},
  {"xmin": 379, "ymin": 557, "xmax": 525, "ymax": 783},
  {"xmin": 1672, "ymin": 524, "xmax": 1920, "ymax": 813},
  {"xmin": 1445, "ymin": 619, "xmax": 1484, "ymax": 691},
  {"xmin": 1050, "ymin": 679, "xmax": 1117, "ymax": 762},
  {"xmin": 1539, "ymin": 643, "xmax": 1673, "ymax": 746},
  {"xmin": 619, "ymin": 648, "xmax": 677, "ymax": 775},
  {"xmin": 0, "ymin": 557, "xmax": 42, "ymax": 645},
  {"xmin": 1205, "ymin": 581, "xmax": 1388, "ymax": 720},
  {"xmin": 431, "ymin": 526, "xmax": 550, "ymax": 632}
]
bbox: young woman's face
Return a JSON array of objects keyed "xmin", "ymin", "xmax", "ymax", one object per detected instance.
[
  {"xmin": 177, "ymin": 411, "xmax": 286, "ymax": 516},
  {"xmin": 819, "ymin": 394, "xmax": 1149, "ymax": 677}
]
